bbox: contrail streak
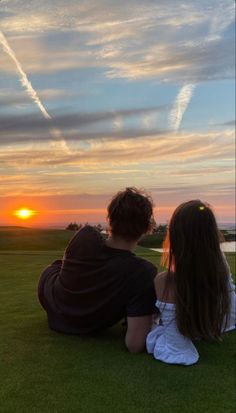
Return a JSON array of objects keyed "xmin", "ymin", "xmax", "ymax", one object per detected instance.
[
  {"xmin": 169, "ymin": 3, "xmax": 234, "ymax": 133},
  {"xmin": 0, "ymin": 31, "xmax": 52, "ymax": 119},
  {"xmin": 169, "ymin": 83, "xmax": 195, "ymax": 132},
  {"xmin": 0, "ymin": 30, "xmax": 69, "ymax": 151}
]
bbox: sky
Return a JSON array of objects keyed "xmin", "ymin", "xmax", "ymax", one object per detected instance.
[{"xmin": 0, "ymin": 0, "xmax": 235, "ymax": 227}]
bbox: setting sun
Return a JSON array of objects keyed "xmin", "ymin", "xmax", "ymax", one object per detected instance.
[{"xmin": 14, "ymin": 208, "xmax": 36, "ymax": 220}]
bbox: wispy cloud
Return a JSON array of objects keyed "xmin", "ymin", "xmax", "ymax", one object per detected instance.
[
  {"xmin": 0, "ymin": 89, "xmax": 73, "ymax": 108},
  {"xmin": 1, "ymin": 129, "xmax": 234, "ymax": 169},
  {"xmin": 0, "ymin": 30, "xmax": 68, "ymax": 151},
  {"xmin": 113, "ymin": 116, "xmax": 123, "ymax": 131},
  {"xmin": 168, "ymin": 1, "xmax": 234, "ymax": 131},
  {"xmin": 219, "ymin": 120, "xmax": 235, "ymax": 127},
  {"xmin": 0, "ymin": 0, "xmax": 234, "ymax": 221},
  {"xmin": 0, "ymin": 105, "xmax": 167, "ymax": 142},
  {"xmin": 169, "ymin": 84, "xmax": 195, "ymax": 131},
  {"xmin": 0, "ymin": 2, "xmax": 234, "ymax": 83}
]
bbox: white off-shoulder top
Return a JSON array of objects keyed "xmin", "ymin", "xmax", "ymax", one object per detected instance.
[{"xmin": 146, "ymin": 275, "xmax": 236, "ymax": 366}]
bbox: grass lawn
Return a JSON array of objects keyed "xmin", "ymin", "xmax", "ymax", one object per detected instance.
[{"xmin": 0, "ymin": 229, "xmax": 235, "ymax": 413}]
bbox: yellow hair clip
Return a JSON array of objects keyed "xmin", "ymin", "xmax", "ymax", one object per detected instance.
[{"xmin": 199, "ymin": 206, "xmax": 205, "ymax": 211}]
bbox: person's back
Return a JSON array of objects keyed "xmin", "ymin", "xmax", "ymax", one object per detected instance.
[
  {"xmin": 38, "ymin": 187, "xmax": 158, "ymax": 352},
  {"xmin": 147, "ymin": 200, "xmax": 236, "ymax": 365}
]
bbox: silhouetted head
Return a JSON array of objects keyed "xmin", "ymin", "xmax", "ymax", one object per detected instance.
[{"xmin": 107, "ymin": 187, "xmax": 154, "ymax": 241}]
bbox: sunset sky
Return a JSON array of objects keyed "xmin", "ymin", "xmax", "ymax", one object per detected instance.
[{"xmin": 0, "ymin": 0, "xmax": 235, "ymax": 227}]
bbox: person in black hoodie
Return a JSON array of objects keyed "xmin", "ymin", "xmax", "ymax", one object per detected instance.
[{"xmin": 38, "ymin": 187, "xmax": 157, "ymax": 353}]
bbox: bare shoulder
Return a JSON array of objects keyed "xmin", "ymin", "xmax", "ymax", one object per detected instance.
[
  {"xmin": 154, "ymin": 271, "xmax": 175, "ymax": 303},
  {"xmin": 154, "ymin": 271, "xmax": 168, "ymax": 300}
]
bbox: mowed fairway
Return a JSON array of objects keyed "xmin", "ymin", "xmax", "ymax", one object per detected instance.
[{"xmin": 0, "ymin": 229, "xmax": 235, "ymax": 413}]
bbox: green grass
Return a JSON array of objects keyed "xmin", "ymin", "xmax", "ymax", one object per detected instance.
[
  {"xmin": 0, "ymin": 229, "xmax": 235, "ymax": 413},
  {"xmin": 138, "ymin": 233, "xmax": 165, "ymax": 248}
]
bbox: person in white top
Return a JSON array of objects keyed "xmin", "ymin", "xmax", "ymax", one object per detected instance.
[{"xmin": 146, "ymin": 200, "xmax": 236, "ymax": 365}]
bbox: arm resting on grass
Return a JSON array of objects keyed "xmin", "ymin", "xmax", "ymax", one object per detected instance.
[{"xmin": 125, "ymin": 315, "xmax": 153, "ymax": 353}]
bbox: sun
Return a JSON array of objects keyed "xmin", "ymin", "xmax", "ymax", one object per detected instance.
[{"xmin": 14, "ymin": 208, "xmax": 36, "ymax": 220}]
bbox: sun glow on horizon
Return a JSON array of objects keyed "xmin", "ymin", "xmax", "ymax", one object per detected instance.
[{"xmin": 13, "ymin": 208, "xmax": 36, "ymax": 220}]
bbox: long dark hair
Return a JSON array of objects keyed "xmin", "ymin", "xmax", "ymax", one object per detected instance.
[{"xmin": 161, "ymin": 200, "xmax": 229, "ymax": 340}]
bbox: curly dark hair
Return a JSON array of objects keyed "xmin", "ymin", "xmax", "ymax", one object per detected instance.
[{"xmin": 107, "ymin": 187, "xmax": 154, "ymax": 241}]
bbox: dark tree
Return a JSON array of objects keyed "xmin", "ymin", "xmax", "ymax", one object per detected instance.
[
  {"xmin": 66, "ymin": 222, "xmax": 82, "ymax": 231},
  {"xmin": 156, "ymin": 224, "xmax": 168, "ymax": 234},
  {"xmin": 94, "ymin": 224, "xmax": 103, "ymax": 232}
]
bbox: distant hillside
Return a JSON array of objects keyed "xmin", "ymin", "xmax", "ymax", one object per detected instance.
[
  {"xmin": 0, "ymin": 226, "xmax": 28, "ymax": 230},
  {"xmin": 0, "ymin": 228, "xmax": 74, "ymax": 251}
]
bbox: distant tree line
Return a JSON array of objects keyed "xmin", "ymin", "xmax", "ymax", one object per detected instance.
[
  {"xmin": 65, "ymin": 222, "xmax": 169, "ymax": 248},
  {"xmin": 152, "ymin": 224, "xmax": 167, "ymax": 234},
  {"xmin": 221, "ymin": 230, "xmax": 236, "ymax": 242},
  {"xmin": 138, "ymin": 224, "xmax": 168, "ymax": 248},
  {"xmin": 65, "ymin": 223, "xmax": 236, "ymax": 243},
  {"xmin": 139, "ymin": 227, "xmax": 236, "ymax": 248},
  {"xmin": 66, "ymin": 222, "xmax": 82, "ymax": 231},
  {"xmin": 66, "ymin": 223, "xmax": 105, "ymax": 233}
]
